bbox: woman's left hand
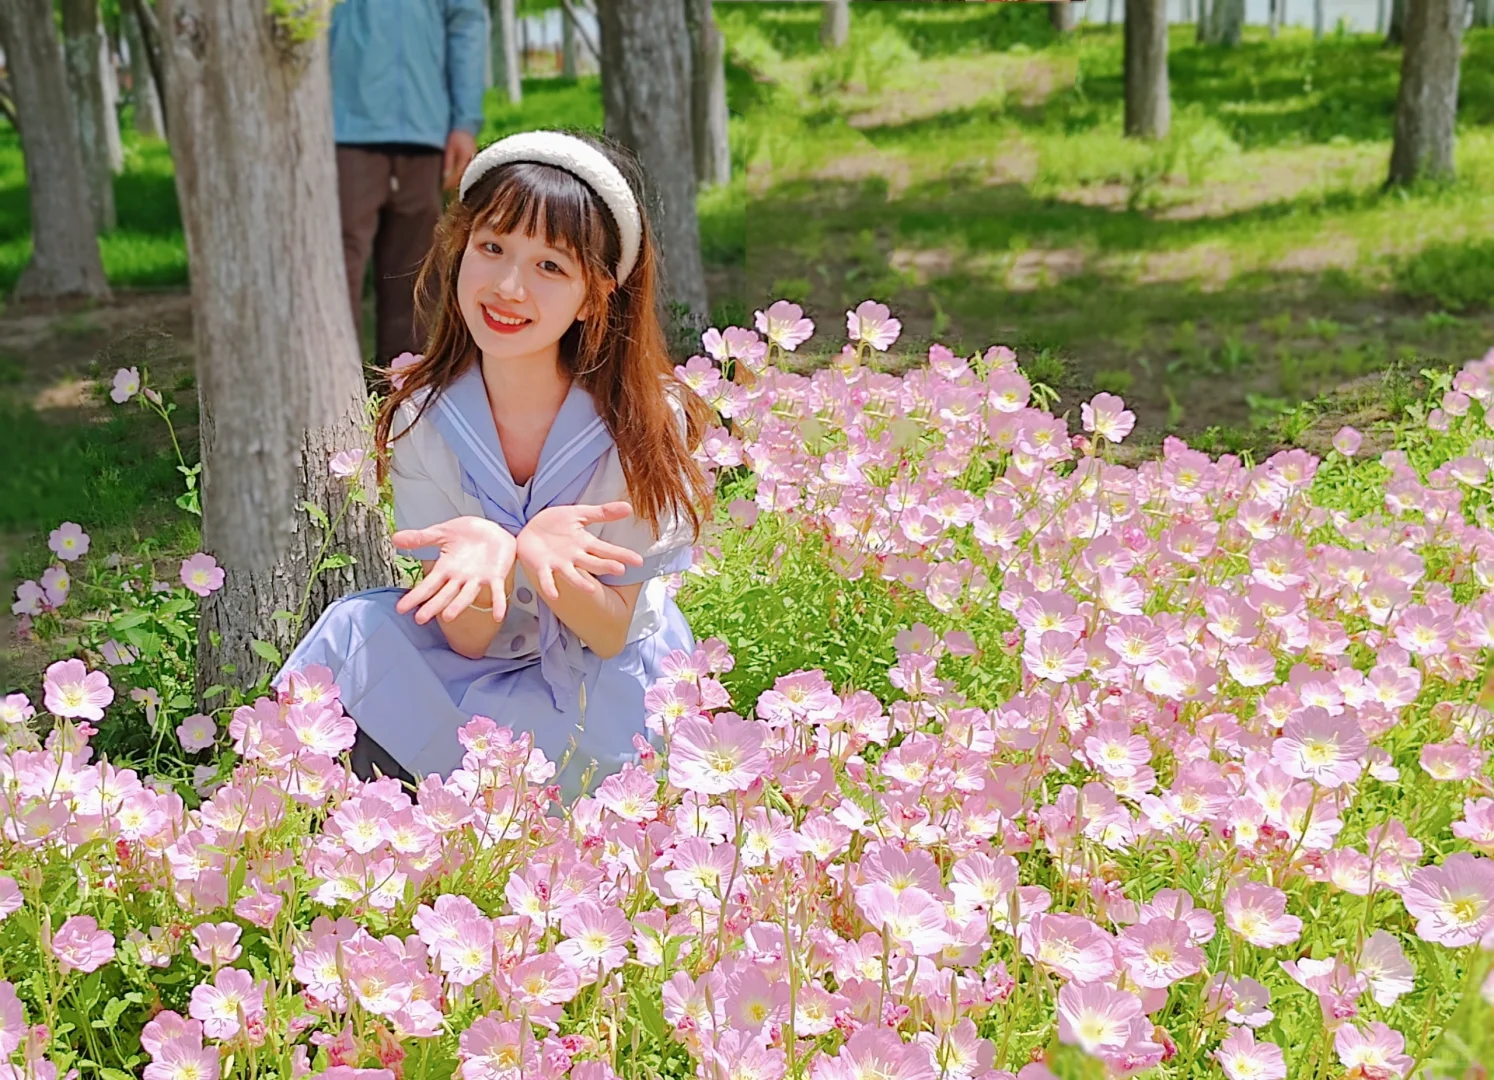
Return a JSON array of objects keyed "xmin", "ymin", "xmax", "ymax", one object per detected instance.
[{"xmin": 516, "ymin": 502, "xmax": 645, "ymax": 601}]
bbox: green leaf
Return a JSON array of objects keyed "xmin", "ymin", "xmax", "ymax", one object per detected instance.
[
  {"xmin": 167, "ymin": 694, "xmax": 193, "ymax": 710},
  {"xmin": 628, "ymin": 981, "xmax": 667, "ymax": 1041},
  {"xmin": 202, "ymin": 684, "xmax": 229, "ymax": 700},
  {"xmin": 270, "ymin": 609, "xmax": 298, "ymax": 622},
  {"xmin": 299, "ymin": 500, "xmax": 331, "ymax": 529},
  {"xmin": 249, "ymin": 639, "xmax": 283, "ymax": 665},
  {"xmin": 101, "ymin": 1070, "xmax": 135, "ymax": 1080},
  {"xmin": 317, "ymin": 553, "xmax": 355, "ymax": 573}
]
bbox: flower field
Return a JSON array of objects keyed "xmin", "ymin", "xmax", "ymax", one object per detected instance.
[{"xmin": 6, "ymin": 299, "xmax": 1494, "ymax": 1078}]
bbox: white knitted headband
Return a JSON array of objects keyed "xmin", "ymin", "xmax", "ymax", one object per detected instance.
[{"xmin": 459, "ymin": 130, "xmax": 642, "ymax": 287}]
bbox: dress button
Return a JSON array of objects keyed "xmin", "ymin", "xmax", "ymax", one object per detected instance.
[
  {"xmin": 516, "ymin": 587, "xmax": 533, "ymax": 604},
  {"xmin": 510, "ymin": 634, "xmax": 526, "ymax": 651}
]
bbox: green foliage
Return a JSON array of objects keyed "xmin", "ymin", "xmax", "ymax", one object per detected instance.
[
  {"xmin": 266, "ymin": 0, "xmax": 339, "ymax": 44},
  {"xmin": 1394, "ymin": 237, "xmax": 1494, "ymax": 313}
]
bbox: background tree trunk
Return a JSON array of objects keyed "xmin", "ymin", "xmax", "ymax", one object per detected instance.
[
  {"xmin": 1196, "ymin": 0, "xmax": 1212, "ymax": 41},
  {"xmin": 1108, "ymin": 0, "xmax": 1118, "ymax": 26},
  {"xmin": 1387, "ymin": 0, "xmax": 1465, "ymax": 186},
  {"xmin": 59, "ymin": 0, "xmax": 118, "ymax": 232},
  {"xmin": 122, "ymin": 1, "xmax": 165, "ymax": 138},
  {"xmin": 820, "ymin": 0, "xmax": 849, "ymax": 49},
  {"xmin": 1314, "ymin": 0, "xmax": 1326, "ymax": 37},
  {"xmin": 598, "ymin": 0, "xmax": 709, "ymax": 326},
  {"xmin": 1268, "ymin": 0, "xmax": 1280, "ymax": 37},
  {"xmin": 1124, "ymin": 0, "xmax": 1170, "ymax": 138},
  {"xmin": 1377, "ymin": 0, "xmax": 1389, "ymax": 32},
  {"xmin": 155, "ymin": 0, "xmax": 398, "ymax": 694},
  {"xmin": 1387, "ymin": 0, "xmax": 1406, "ymax": 44},
  {"xmin": 490, "ymin": 0, "xmax": 521, "ymax": 104},
  {"xmin": 685, "ymin": 0, "xmax": 731, "ymax": 189},
  {"xmin": 0, "ymin": 0, "xmax": 110, "ymax": 300},
  {"xmin": 1209, "ymin": 0, "xmax": 1245, "ymax": 44},
  {"xmin": 562, "ymin": 0, "xmax": 579, "ymax": 76},
  {"xmin": 1473, "ymin": 0, "xmax": 1492, "ymax": 26},
  {"xmin": 1050, "ymin": 2, "xmax": 1079, "ymax": 33}
]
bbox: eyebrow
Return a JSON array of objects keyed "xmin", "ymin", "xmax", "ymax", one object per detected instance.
[{"xmin": 476, "ymin": 224, "xmax": 574, "ymax": 260}]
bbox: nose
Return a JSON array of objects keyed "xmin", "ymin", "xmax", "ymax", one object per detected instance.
[{"xmin": 494, "ymin": 259, "xmax": 526, "ymax": 300}]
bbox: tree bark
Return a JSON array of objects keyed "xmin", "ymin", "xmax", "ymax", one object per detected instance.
[
  {"xmin": 1268, "ymin": 0, "xmax": 1281, "ymax": 37},
  {"xmin": 1387, "ymin": 0, "xmax": 1406, "ymax": 44},
  {"xmin": 122, "ymin": 1, "xmax": 164, "ymax": 139},
  {"xmin": 155, "ymin": 0, "xmax": 398, "ymax": 694},
  {"xmin": 126, "ymin": 0, "xmax": 168, "ymax": 128},
  {"xmin": 1196, "ymin": 0, "xmax": 1211, "ymax": 41},
  {"xmin": 490, "ymin": 0, "xmax": 521, "ymax": 103},
  {"xmin": 562, "ymin": 0, "xmax": 579, "ymax": 76},
  {"xmin": 820, "ymin": 0, "xmax": 849, "ymax": 49},
  {"xmin": 1124, "ymin": 0, "xmax": 1170, "ymax": 139},
  {"xmin": 598, "ymin": 0, "xmax": 709, "ymax": 324},
  {"xmin": 1314, "ymin": 0, "xmax": 1326, "ymax": 37},
  {"xmin": 1473, "ymin": 0, "xmax": 1492, "ymax": 26},
  {"xmin": 59, "ymin": 0, "xmax": 118, "ymax": 232},
  {"xmin": 1050, "ymin": 1, "xmax": 1079, "ymax": 32},
  {"xmin": 685, "ymin": 0, "xmax": 731, "ymax": 189},
  {"xmin": 560, "ymin": 0, "xmax": 601, "ymax": 71},
  {"xmin": 1108, "ymin": 0, "xmax": 1118, "ymax": 25},
  {"xmin": 0, "ymin": 0, "xmax": 110, "ymax": 300},
  {"xmin": 1388, "ymin": 0, "xmax": 1466, "ymax": 187},
  {"xmin": 1209, "ymin": 0, "xmax": 1245, "ymax": 44}
]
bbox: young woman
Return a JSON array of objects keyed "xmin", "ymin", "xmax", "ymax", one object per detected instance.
[{"xmin": 275, "ymin": 129, "xmax": 715, "ymax": 799}]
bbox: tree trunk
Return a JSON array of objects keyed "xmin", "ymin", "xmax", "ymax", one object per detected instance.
[
  {"xmin": 1387, "ymin": 0, "xmax": 1465, "ymax": 187},
  {"xmin": 1050, "ymin": 2, "xmax": 1079, "ymax": 32},
  {"xmin": 0, "ymin": 0, "xmax": 110, "ymax": 300},
  {"xmin": 59, "ymin": 0, "xmax": 118, "ymax": 232},
  {"xmin": 491, "ymin": 0, "xmax": 521, "ymax": 103},
  {"xmin": 125, "ymin": 0, "xmax": 168, "ymax": 131},
  {"xmin": 562, "ymin": 0, "xmax": 578, "ymax": 76},
  {"xmin": 1197, "ymin": 0, "xmax": 1211, "ymax": 41},
  {"xmin": 1124, "ymin": 0, "xmax": 1170, "ymax": 138},
  {"xmin": 820, "ymin": 0, "xmax": 849, "ymax": 49},
  {"xmin": 98, "ymin": 15, "xmax": 123, "ymax": 171},
  {"xmin": 560, "ymin": 0, "xmax": 601, "ymax": 73},
  {"xmin": 1108, "ymin": 0, "xmax": 1117, "ymax": 25},
  {"xmin": 685, "ymin": 0, "xmax": 730, "ymax": 189},
  {"xmin": 1209, "ymin": 0, "xmax": 1245, "ymax": 44},
  {"xmin": 1387, "ymin": 0, "xmax": 1406, "ymax": 44},
  {"xmin": 1314, "ymin": 0, "xmax": 1326, "ymax": 37},
  {"xmin": 598, "ymin": 0, "xmax": 709, "ymax": 325},
  {"xmin": 155, "ymin": 0, "xmax": 398, "ymax": 694},
  {"xmin": 1472, "ymin": 0, "xmax": 1491, "ymax": 26},
  {"xmin": 122, "ymin": 2, "xmax": 164, "ymax": 139}
]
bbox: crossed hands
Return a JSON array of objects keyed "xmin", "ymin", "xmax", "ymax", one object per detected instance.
[{"xmin": 390, "ymin": 503, "xmax": 645, "ymax": 625}]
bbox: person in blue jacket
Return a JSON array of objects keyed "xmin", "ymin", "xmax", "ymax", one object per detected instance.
[{"xmin": 330, "ymin": 0, "xmax": 489, "ymax": 363}]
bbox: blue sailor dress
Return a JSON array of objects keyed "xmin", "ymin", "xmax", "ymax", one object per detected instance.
[{"xmin": 273, "ymin": 367, "xmax": 697, "ymax": 800}]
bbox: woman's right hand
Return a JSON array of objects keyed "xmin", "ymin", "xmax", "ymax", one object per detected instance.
[{"xmin": 391, "ymin": 516, "xmax": 516, "ymax": 624}]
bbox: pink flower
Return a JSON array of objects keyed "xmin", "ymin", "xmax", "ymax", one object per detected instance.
[
  {"xmin": 1332, "ymin": 426, "xmax": 1362, "ymax": 456},
  {"xmin": 388, "ymin": 351, "xmax": 421, "ymax": 390},
  {"xmin": 47, "ymin": 523, "xmax": 89, "ymax": 562},
  {"xmin": 459, "ymin": 1016, "xmax": 540, "ymax": 1079},
  {"xmin": 284, "ymin": 701, "xmax": 357, "ymax": 757},
  {"xmin": 329, "ymin": 449, "xmax": 366, "ymax": 478},
  {"xmin": 52, "ymin": 915, "xmax": 116, "ymax": 974},
  {"xmin": 1224, "ymin": 883, "xmax": 1302, "ymax": 948},
  {"xmin": 40, "ymin": 564, "xmax": 69, "ymax": 606},
  {"xmin": 176, "ymin": 714, "xmax": 217, "ymax": 753},
  {"xmin": 1400, "ymin": 854, "xmax": 1494, "ymax": 947},
  {"xmin": 667, "ymin": 714, "xmax": 768, "ymax": 794},
  {"xmin": 1216, "ymin": 1028, "xmax": 1287, "ymax": 1080},
  {"xmin": 189, "ymin": 922, "xmax": 242, "ymax": 969},
  {"xmin": 1271, "ymin": 707, "xmax": 1366, "ymax": 787},
  {"xmin": 110, "ymin": 366, "xmax": 140, "ymax": 403},
  {"xmin": 0, "ymin": 694, "xmax": 35, "ymax": 726},
  {"xmin": 0, "ymin": 983, "xmax": 24, "ymax": 1057},
  {"xmin": 1022, "ymin": 630, "xmax": 1087, "ymax": 683},
  {"xmin": 180, "ymin": 553, "xmax": 225, "ymax": 597},
  {"xmin": 42, "ymin": 659, "xmax": 113, "ymax": 721},
  {"xmin": 1056, "ymin": 982, "xmax": 1142, "ymax": 1055},
  {"xmin": 1116, "ymin": 918, "xmax": 1205, "ymax": 988},
  {"xmin": 143, "ymin": 1037, "xmax": 221, "ymax": 1080},
  {"xmin": 813, "ymin": 1028, "xmax": 936, "ymax": 1080},
  {"xmin": 1021, "ymin": 914, "xmax": 1117, "ymax": 984},
  {"xmin": 846, "ymin": 300, "xmax": 902, "ymax": 352},
  {"xmin": 1334, "ymin": 1023, "xmax": 1413, "ymax": 1078},
  {"xmin": 854, "ymin": 883, "xmax": 952, "ymax": 956},
  {"xmin": 555, "ymin": 902, "xmax": 631, "ymax": 976},
  {"xmin": 1081, "ymin": 393, "xmax": 1136, "ymax": 443},
  {"xmin": 754, "ymin": 300, "xmax": 814, "ymax": 352},
  {"xmin": 189, "ymin": 968, "xmax": 265, "ymax": 1040}
]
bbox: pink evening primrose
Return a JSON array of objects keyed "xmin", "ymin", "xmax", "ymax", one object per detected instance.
[
  {"xmin": 42, "ymin": 659, "xmax": 114, "ymax": 721},
  {"xmin": 1224, "ymin": 883, "xmax": 1302, "ymax": 948},
  {"xmin": 329, "ymin": 449, "xmax": 366, "ymax": 478},
  {"xmin": 753, "ymin": 301, "xmax": 814, "ymax": 352},
  {"xmin": 846, "ymin": 300, "xmax": 902, "ymax": 352},
  {"xmin": 47, "ymin": 523, "xmax": 89, "ymax": 562},
  {"xmin": 1333, "ymin": 1023, "xmax": 1413, "ymax": 1079},
  {"xmin": 180, "ymin": 553, "xmax": 225, "ymax": 598},
  {"xmin": 1216, "ymin": 1027, "xmax": 1287, "ymax": 1080},
  {"xmin": 176, "ymin": 714, "xmax": 217, "ymax": 753},
  {"xmin": 110, "ymin": 366, "xmax": 140, "ymax": 403},
  {"xmin": 52, "ymin": 915, "xmax": 116, "ymax": 975},
  {"xmin": 1400, "ymin": 854, "xmax": 1494, "ymax": 947},
  {"xmin": 1332, "ymin": 426, "xmax": 1362, "ymax": 456},
  {"xmin": 1081, "ymin": 393, "xmax": 1136, "ymax": 444}
]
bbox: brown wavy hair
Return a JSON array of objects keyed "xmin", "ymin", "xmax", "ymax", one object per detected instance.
[{"xmin": 372, "ymin": 130, "xmax": 715, "ymax": 542}]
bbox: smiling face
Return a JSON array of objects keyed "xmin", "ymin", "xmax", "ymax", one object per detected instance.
[{"xmin": 457, "ymin": 223, "xmax": 598, "ymax": 365}]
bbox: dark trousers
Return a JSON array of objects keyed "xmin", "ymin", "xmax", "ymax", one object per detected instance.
[
  {"xmin": 335, "ymin": 145, "xmax": 444, "ymax": 363},
  {"xmin": 350, "ymin": 726, "xmax": 417, "ymax": 789}
]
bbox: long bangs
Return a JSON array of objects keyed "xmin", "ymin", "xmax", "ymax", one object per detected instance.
[{"xmin": 467, "ymin": 163, "xmax": 619, "ymax": 283}]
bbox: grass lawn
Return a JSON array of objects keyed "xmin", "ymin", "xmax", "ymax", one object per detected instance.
[{"xmin": 3, "ymin": 1, "xmax": 1494, "ymax": 684}]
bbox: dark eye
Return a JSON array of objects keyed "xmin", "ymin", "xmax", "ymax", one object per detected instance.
[
  {"xmin": 483, "ymin": 241, "xmax": 502, "ymax": 255},
  {"xmin": 541, "ymin": 260, "xmax": 564, "ymax": 274}
]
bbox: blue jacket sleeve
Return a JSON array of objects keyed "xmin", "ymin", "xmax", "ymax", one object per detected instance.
[{"xmin": 446, "ymin": 0, "xmax": 490, "ymax": 136}]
